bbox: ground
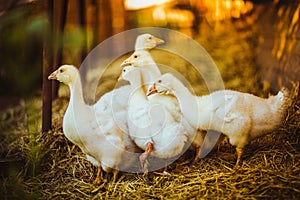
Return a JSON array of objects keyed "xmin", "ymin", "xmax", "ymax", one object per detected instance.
[{"xmin": 0, "ymin": 79, "xmax": 299, "ymax": 199}]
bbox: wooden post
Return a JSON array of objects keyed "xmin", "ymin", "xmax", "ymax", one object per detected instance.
[
  {"xmin": 78, "ymin": 0, "xmax": 87, "ymax": 64},
  {"xmin": 42, "ymin": 0, "xmax": 54, "ymax": 132},
  {"xmin": 77, "ymin": 0, "xmax": 89, "ymax": 103},
  {"xmin": 52, "ymin": 0, "xmax": 68, "ymax": 100},
  {"xmin": 98, "ymin": 0, "xmax": 113, "ymax": 43}
]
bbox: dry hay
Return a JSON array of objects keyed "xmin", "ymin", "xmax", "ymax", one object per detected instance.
[
  {"xmin": 0, "ymin": 100, "xmax": 28, "ymax": 161},
  {"xmin": 0, "ymin": 85, "xmax": 299, "ymax": 199},
  {"xmin": 13, "ymin": 85, "xmax": 297, "ymax": 199}
]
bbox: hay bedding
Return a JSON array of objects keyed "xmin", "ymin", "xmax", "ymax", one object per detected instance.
[
  {"xmin": 0, "ymin": 89, "xmax": 299, "ymax": 199},
  {"xmin": 20, "ymin": 90, "xmax": 299, "ymax": 199}
]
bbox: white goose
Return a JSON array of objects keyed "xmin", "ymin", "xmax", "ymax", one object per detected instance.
[
  {"xmin": 119, "ymin": 66, "xmax": 189, "ymax": 175},
  {"xmin": 48, "ymin": 65, "xmax": 142, "ymax": 182},
  {"xmin": 94, "ymin": 33, "xmax": 165, "ymax": 132},
  {"xmin": 134, "ymin": 33, "xmax": 165, "ymax": 51},
  {"xmin": 121, "ymin": 50, "xmax": 220, "ymax": 164},
  {"xmin": 47, "ymin": 34, "xmax": 166, "ymax": 181},
  {"xmin": 148, "ymin": 73, "xmax": 291, "ymax": 167}
]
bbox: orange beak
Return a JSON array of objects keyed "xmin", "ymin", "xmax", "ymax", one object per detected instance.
[
  {"xmin": 117, "ymin": 75, "xmax": 123, "ymax": 81},
  {"xmin": 121, "ymin": 57, "xmax": 132, "ymax": 67},
  {"xmin": 154, "ymin": 37, "xmax": 165, "ymax": 45},
  {"xmin": 146, "ymin": 83, "xmax": 158, "ymax": 96},
  {"xmin": 121, "ymin": 60, "xmax": 132, "ymax": 68},
  {"xmin": 48, "ymin": 70, "xmax": 58, "ymax": 80}
]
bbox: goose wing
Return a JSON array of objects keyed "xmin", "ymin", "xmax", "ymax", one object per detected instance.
[{"xmin": 212, "ymin": 91, "xmax": 239, "ymax": 122}]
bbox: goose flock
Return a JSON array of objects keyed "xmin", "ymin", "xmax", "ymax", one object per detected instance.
[{"xmin": 48, "ymin": 33, "xmax": 291, "ymax": 182}]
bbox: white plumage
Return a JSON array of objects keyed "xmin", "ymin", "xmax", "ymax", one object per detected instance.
[
  {"xmin": 48, "ymin": 65, "xmax": 141, "ymax": 182},
  {"xmin": 121, "ymin": 49, "xmax": 220, "ymax": 165},
  {"xmin": 47, "ymin": 34, "xmax": 167, "ymax": 181},
  {"xmin": 134, "ymin": 33, "xmax": 165, "ymax": 50},
  {"xmin": 119, "ymin": 66, "xmax": 189, "ymax": 174},
  {"xmin": 96, "ymin": 34, "xmax": 165, "ymax": 132},
  {"xmin": 148, "ymin": 73, "xmax": 291, "ymax": 167}
]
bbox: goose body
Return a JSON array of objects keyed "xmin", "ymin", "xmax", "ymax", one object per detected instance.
[
  {"xmin": 121, "ymin": 50, "xmax": 181, "ymax": 119},
  {"xmin": 119, "ymin": 66, "xmax": 189, "ymax": 174},
  {"xmin": 121, "ymin": 50, "xmax": 221, "ymax": 164},
  {"xmin": 93, "ymin": 85, "xmax": 132, "ymax": 133},
  {"xmin": 94, "ymin": 33, "xmax": 165, "ymax": 132},
  {"xmin": 47, "ymin": 34, "xmax": 170, "ymax": 179},
  {"xmin": 48, "ymin": 65, "xmax": 140, "ymax": 182},
  {"xmin": 148, "ymin": 73, "xmax": 291, "ymax": 166}
]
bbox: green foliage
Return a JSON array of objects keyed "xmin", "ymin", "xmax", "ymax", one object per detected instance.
[
  {"xmin": 0, "ymin": 172, "xmax": 38, "ymax": 200},
  {"xmin": 0, "ymin": 97, "xmax": 43, "ymax": 199},
  {"xmin": 62, "ymin": 26, "xmax": 86, "ymax": 64},
  {"xmin": 24, "ymin": 98, "xmax": 44, "ymax": 177},
  {"xmin": 0, "ymin": 4, "xmax": 46, "ymax": 96}
]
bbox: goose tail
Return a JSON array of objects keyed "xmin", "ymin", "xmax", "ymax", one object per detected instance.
[{"xmin": 277, "ymin": 87, "xmax": 292, "ymax": 113}]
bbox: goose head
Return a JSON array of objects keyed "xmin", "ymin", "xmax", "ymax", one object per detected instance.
[
  {"xmin": 118, "ymin": 65, "xmax": 137, "ymax": 82},
  {"xmin": 48, "ymin": 65, "xmax": 79, "ymax": 85},
  {"xmin": 147, "ymin": 73, "xmax": 175, "ymax": 96},
  {"xmin": 135, "ymin": 33, "xmax": 164, "ymax": 50},
  {"xmin": 121, "ymin": 50, "xmax": 154, "ymax": 68}
]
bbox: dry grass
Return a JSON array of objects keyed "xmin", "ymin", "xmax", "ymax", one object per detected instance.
[{"xmin": 0, "ymin": 84, "xmax": 299, "ymax": 199}]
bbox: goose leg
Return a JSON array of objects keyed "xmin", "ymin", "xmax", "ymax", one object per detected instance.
[
  {"xmin": 235, "ymin": 147, "xmax": 244, "ymax": 168},
  {"xmin": 112, "ymin": 168, "xmax": 119, "ymax": 182},
  {"xmin": 139, "ymin": 141, "xmax": 154, "ymax": 176},
  {"xmin": 191, "ymin": 146, "xmax": 202, "ymax": 165},
  {"xmin": 163, "ymin": 159, "xmax": 169, "ymax": 174},
  {"xmin": 163, "ymin": 159, "xmax": 171, "ymax": 175},
  {"xmin": 94, "ymin": 166, "xmax": 102, "ymax": 184},
  {"xmin": 217, "ymin": 135, "xmax": 227, "ymax": 152},
  {"xmin": 163, "ymin": 159, "xmax": 170, "ymax": 175}
]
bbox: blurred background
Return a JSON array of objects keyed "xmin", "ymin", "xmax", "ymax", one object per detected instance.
[{"xmin": 0, "ymin": 0, "xmax": 299, "ymax": 109}]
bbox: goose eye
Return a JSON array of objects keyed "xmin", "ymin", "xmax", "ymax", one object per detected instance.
[
  {"xmin": 134, "ymin": 55, "xmax": 138, "ymax": 59},
  {"xmin": 123, "ymin": 69, "xmax": 126, "ymax": 72},
  {"xmin": 158, "ymin": 80, "xmax": 162, "ymax": 83},
  {"xmin": 59, "ymin": 69, "xmax": 64, "ymax": 73},
  {"xmin": 148, "ymin": 36, "xmax": 153, "ymax": 40}
]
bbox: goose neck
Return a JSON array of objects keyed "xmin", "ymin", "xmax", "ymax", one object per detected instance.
[
  {"xmin": 171, "ymin": 80, "xmax": 199, "ymax": 128},
  {"xmin": 130, "ymin": 83, "xmax": 147, "ymax": 101},
  {"xmin": 68, "ymin": 76, "xmax": 88, "ymax": 110}
]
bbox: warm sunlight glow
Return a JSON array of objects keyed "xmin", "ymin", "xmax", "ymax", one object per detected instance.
[
  {"xmin": 152, "ymin": 6, "xmax": 194, "ymax": 28},
  {"xmin": 125, "ymin": 0, "xmax": 172, "ymax": 10},
  {"xmin": 203, "ymin": 0, "xmax": 254, "ymax": 21}
]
